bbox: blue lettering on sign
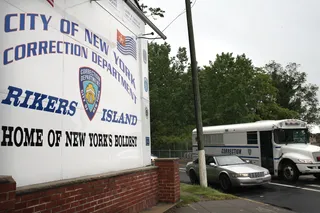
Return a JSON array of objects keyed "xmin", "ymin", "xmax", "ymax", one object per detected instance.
[
  {"xmin": 1, "ymin": 86, "xmax": 78, "ymax": 116},
  {"xmin": 113, "ymin": 52, "xmax": 136, "ymax": 89},
  {"xmin": 91, "ymin": 52, "xmax": 137, "ymax": 104},
  {"xmin": 3, "ymin": 41, "xmax": 88, "ymax": 65},
  {"xmin": 101, "ymin": 109, "xmax": 137, "ymax": 126},
  {"xmin": 85, "ymin": 29, "xmax": 109, "ymax": 56},
  {"xmin": 60, "ymin": 19, "xmax": 78, "ymax": 36},
  {"xmin": 5, "ymin": 13, "xmax": 52, "ymax": 32},
  {"xmin": 2, "ymin": 13, "xmax": 139, "ymax": 105}
]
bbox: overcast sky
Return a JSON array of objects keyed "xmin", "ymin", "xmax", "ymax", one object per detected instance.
[{"xmin": 144, "ymin": 0, "xmax": 320, "ymax": 97}]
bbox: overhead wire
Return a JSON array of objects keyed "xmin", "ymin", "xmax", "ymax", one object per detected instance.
[
  {"xmin": 162, "ymin": 0, "xmax": 197, "ymax": 33},
  {"xmin": 149, "ymin": 0, "xmax": 198, "ymax": 42}
]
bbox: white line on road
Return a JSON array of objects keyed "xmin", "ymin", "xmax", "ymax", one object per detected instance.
[
  {"xmin": 306, "ymin": 184, "xmax": 320, "ymax": 188},
  {"xmin": 179, "ymin": 168, "xmax": 186, "ymax": 172},
  {"xmin": 269, "ymin": 182, "xmax": 320, "ymax": 193}
]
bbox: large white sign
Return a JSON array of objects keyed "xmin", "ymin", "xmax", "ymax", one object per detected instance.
[{"xmin": 0, "ymin": 0, "xmax": 151, "ymax": 187}]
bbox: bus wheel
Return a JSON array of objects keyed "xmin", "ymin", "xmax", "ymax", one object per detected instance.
[
  {"xmin": 219, "ymin": 174, "xmax": 232, "ymax": 192},
  {"xmin": 282, "ymin": 161, "xmax": 299, "ymax": 182},
  {"xmin": 189, "ymin": 170, "xmax": 199, "ymax": 185},
  {"xmin": 313, "ymin": 174, "xmax": 320, "ymax": 180}
]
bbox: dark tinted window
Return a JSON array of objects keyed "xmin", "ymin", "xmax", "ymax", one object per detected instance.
[
  {"xmin": 193, "ymin": 156, "xmax": 216, "ymax": 165},
  {"xmin": 274, "ymin": 129, "xmax": 309, "ymax": 144},
  {"xmin": 247, "ymin": 131, "xmax": 258, "ymax": 144},
  {"xmin": 206, "ymin": 156, "xmax": 216, "ymax": 165}
]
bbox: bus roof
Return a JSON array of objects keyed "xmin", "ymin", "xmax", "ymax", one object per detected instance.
[{"xmin": 192, "ymin": 119, "xmax": 307, "ymax": 134}]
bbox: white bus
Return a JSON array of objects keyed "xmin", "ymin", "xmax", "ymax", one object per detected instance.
[{"xmin": 192, "ymin": 119, "xmax": 320, "ymax": 182}]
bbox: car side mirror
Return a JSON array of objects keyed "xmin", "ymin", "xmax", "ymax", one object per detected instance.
[{"xmin": 209, "ymin": 163, "xmax": 217, "ymax": 167}]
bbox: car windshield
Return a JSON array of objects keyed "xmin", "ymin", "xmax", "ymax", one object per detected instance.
[
  {"xmin": 215, "ymin": 156, "xmax": 246, "ymax": 166},
  {"xmin": 274, "ymin": 129, "xmax": 309, "ymax": 144}
]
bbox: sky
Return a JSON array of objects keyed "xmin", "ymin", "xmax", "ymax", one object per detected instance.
[{"xmin": 144, "ymin": 0, "xmax": 320, "ymax": 97}]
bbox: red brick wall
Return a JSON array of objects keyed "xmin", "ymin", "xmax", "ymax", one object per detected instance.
[
  {"xmin": 0, "ymin": 176, "xmax": 16, "ymax": 213},
  {"xmin": 0, "ymin": 159, "xmax": 180, "ymax": 213},
  {"xmin": 155, "ymin": 159, "xmax": 180, "ymax": 203}
]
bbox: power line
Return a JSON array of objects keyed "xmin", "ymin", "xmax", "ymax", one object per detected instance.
[
  {"xmin": 162, "ymin": 0, "xmax": 197, "ymax": 33},
  {"xmin": 150, "ymin": 0, "xmax": 198, "ymax": 42}
]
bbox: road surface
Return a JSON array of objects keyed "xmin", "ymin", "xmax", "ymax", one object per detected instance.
[{"xmin": 179, "ymin": 168, "xmax": 320, "ymax": 213}]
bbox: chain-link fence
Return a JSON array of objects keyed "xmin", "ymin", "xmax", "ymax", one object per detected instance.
[{"xmin": 151, "ymin": 150, "xmax": 194, "ymax": 159}]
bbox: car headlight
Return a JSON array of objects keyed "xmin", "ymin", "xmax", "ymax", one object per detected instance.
[
  {"xmin": 264, "ymin": 170, "xmax": 270, "ymax": 175},
  {"xmin": 231, "ymin": 173, "xmax": 249, "ymax": 178},
  {"xmin": 297, "ymin": 159, "xmax": 313, "ymax": 164}
]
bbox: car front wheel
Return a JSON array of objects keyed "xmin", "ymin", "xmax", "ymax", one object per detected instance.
[{"xmin": 219, "ymin": 173, "xmax": 232, "ymax": 192}]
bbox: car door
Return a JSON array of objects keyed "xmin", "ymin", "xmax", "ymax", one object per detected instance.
[
  {"xmin": 210, "ymin": 157, "xmax": 221, "ymax": 183},
  {"xmin": 206, "ymin": 156, "xmax": 217, "ymax": 184},
  {"xmin": 190, "ymin": 158, "xmax": 200, "ymax": 177}
]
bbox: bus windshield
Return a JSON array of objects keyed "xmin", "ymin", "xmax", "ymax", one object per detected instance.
[{"xmin": 274, "ymin": 129, "xmax": 309, "ymax": 144}]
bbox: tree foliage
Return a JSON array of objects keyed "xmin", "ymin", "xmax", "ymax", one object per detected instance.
[
  {"xmin": 265, "ymin": 61, "xmax": 320, "ymax": 123},
  {"xmin": 136, "ymin": 0, "xmax": 165, "ymax": 19},
  {"xmin": 148, "ymin": 43, "xmax": 194, "ymax": 150},
  {"xmin": 147, "ymin": 43, "xmax": 320, "ymax": 149}
]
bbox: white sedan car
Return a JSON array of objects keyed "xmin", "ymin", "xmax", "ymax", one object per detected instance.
[{"xmin": 186, "ymin": 155, "xmax": 271, "ymax": 192}]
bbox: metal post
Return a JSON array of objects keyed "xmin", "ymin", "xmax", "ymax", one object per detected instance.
[{"xmin": 185, "ymin": 0, "xmax": 207, "ymax": 187}]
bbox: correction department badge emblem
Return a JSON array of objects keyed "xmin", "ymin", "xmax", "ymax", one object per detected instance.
[
  {"xmin": 79, "ymin": 67, "xmax": 101, "ymax": 121},
  {"xmin": 248, "ymin": 149, "xmax": 252, "ymax": 156}
]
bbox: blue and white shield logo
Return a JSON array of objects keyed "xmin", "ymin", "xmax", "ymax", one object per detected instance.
[{"xmin": 79, "ymin": 67, "xmax": 101, "ymax": 121}]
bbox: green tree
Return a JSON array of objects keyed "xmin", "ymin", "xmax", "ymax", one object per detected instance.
[
  {"xmin": 200, "ymin": 53, "xmax": 298, "ymax": 125},
  {"xmin": 147, "ymin": 45, "xmax": 319, "ymax": 150},
  {"xmin": 148, "ymin": 43, "xmax": 196, "ymax": 150},
  {"xmin": 265, "ymin": 61, "xmax": 320, "ymax": 123},
  {"xmin": 136, "ymin": 0, "xmax": 165, "ymax": 19},
  {"xmin": 148, "ymin": 43, "xmax": 187, "ymax": 149}
]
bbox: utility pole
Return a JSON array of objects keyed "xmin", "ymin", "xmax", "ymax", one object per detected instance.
[{"xmin": 185, "ymin": 0, "xmax": 207, "ymax": 187}]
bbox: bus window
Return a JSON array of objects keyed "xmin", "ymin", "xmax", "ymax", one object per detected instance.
[{"xmin": 247, "ymin": 131, "xmax": 258, "ymax": 144}]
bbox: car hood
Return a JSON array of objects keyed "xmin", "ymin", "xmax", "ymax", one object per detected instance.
[{"xmin": 220, "ymin": 164, "xmax": 267, "ymax": 173}]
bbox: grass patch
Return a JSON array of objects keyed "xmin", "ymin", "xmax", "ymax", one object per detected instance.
[{"xmin": 178, "ymin": 183, "xmax": 237, "ymax": 207}]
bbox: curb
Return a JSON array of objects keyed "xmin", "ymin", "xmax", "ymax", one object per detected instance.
[
  {"xmin": 238, "ymin": 197, "xmax": 268, "ymax": 206},
  {"xmin": 238, "ymin": 197, "xmax": 295, "ymax": 212},
  {"xmin": 163, "ymin": 200, "xmax": 182, "ymax": 213},
  {"xmin": 140, "ymin": 201, "xmax": 181, "ymax": 213}
]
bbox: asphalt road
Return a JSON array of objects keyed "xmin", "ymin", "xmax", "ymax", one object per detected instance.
[{"xmin": 179, "ymin": 168, "xmax": 320, "ymax": 213}]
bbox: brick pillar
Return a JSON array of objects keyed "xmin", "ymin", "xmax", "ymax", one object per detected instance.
[
  {"xmin": 0, "ymin": 176, "xmax": 16, "ymax": 213},
  {"xmin": 155, "ymin": 158, "xmax": 180, "ymax": 203}
]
